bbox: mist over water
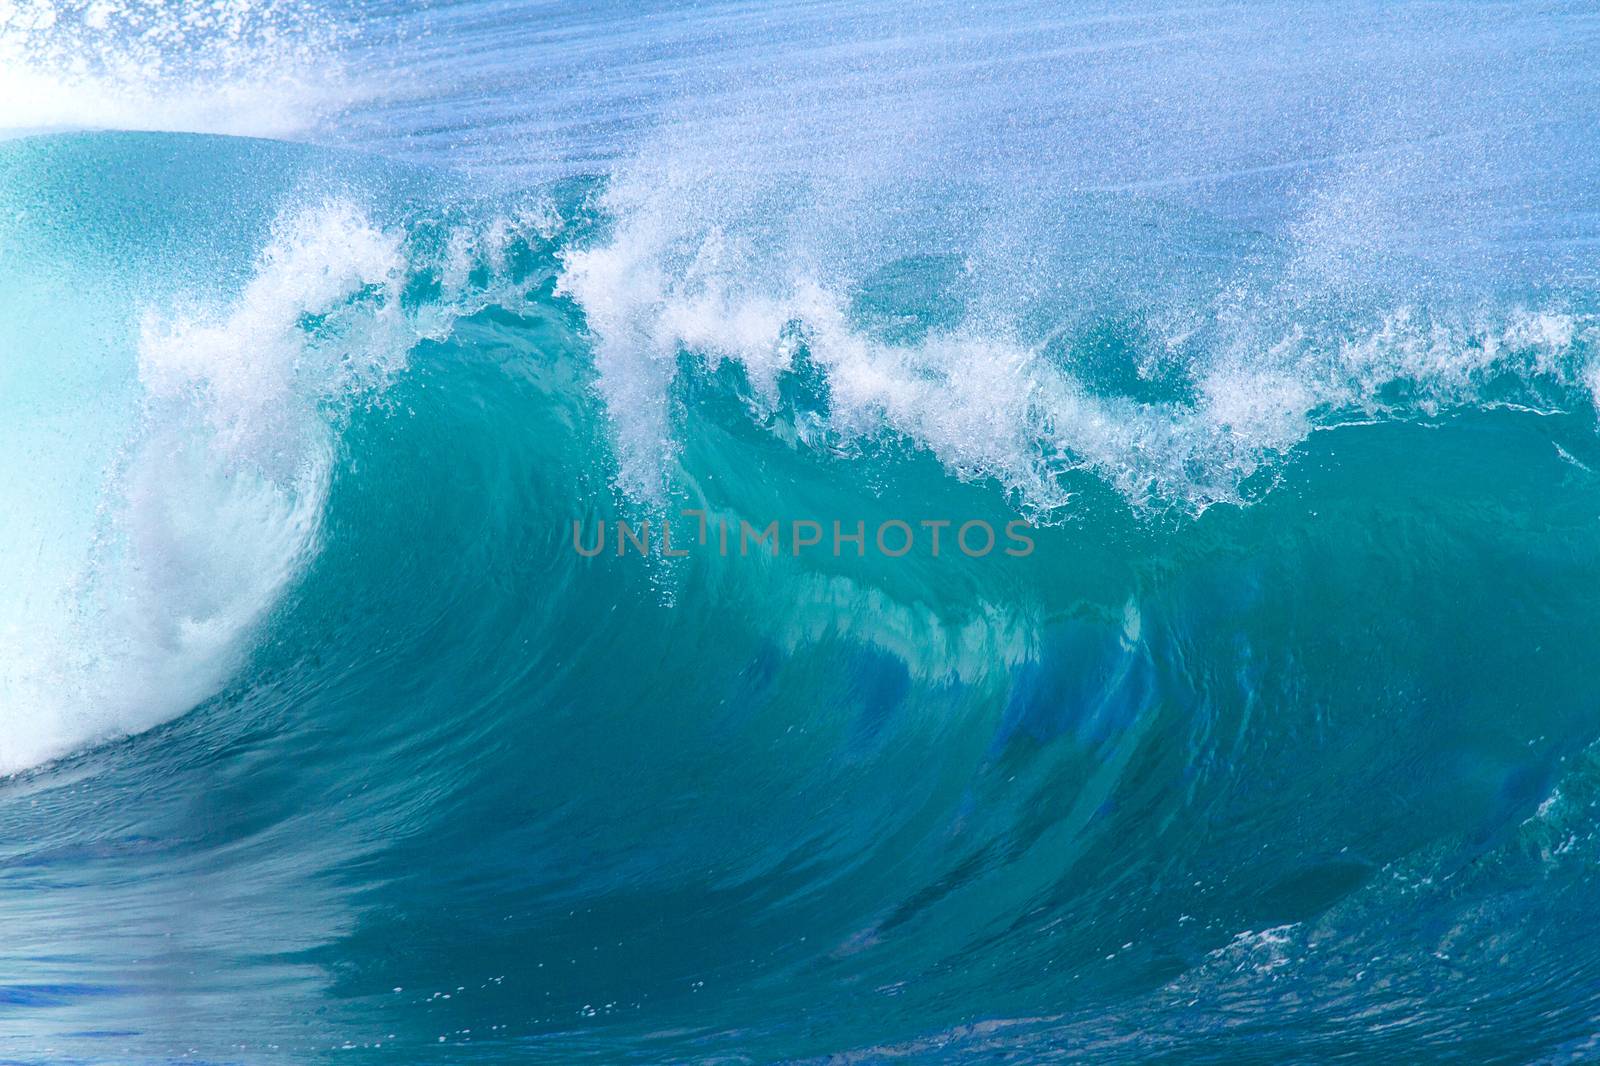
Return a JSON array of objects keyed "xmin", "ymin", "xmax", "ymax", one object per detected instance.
[{"xmin": 3, "ymin": 1, "xmax": 1600, "ymax": 1061}]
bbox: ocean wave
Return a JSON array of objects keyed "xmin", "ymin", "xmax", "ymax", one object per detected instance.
[
  {"xmin": 2, "ymin": 5, "xmax": 1600, "ymax": 1048},
  {"xmin": 6, "ymin": 130, "xmax": 1599, "ymax": 781}
]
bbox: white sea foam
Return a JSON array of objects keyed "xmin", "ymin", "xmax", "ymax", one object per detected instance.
[
  {"xmin": 0, "ymin": 190, "xmax": 563, "ymax": 774},
  {"xmin": 561, "ymin": 162, "xmax": 1599, "ymax": 515},
  {"xmin": 0, "ymin": 200, "xmax": 410, "ymax": 775}
]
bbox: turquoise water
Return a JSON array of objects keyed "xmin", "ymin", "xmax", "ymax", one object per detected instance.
[{"xmin": 4, "ymin": 2, "xmax": 1600, "ymax": 1061}]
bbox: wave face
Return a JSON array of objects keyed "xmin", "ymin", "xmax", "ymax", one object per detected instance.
[{"xmin": 4, "ymin": 1, "xmax": 1600, "ymax": 1062}]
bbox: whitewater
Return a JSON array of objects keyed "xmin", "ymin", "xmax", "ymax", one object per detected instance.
[{"xmin": 2, "ymin": 0, "xmax": 1600, "ymax": 1061}]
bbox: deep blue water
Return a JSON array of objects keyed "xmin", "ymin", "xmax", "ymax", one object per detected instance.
[{"xmin": 3, "ymin": 1, "xmax": 1600, "ymax": 1061}]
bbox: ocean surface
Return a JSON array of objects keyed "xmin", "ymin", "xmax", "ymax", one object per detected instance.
[{"xmin": 3, "ymin": 0, "xmax": 1600, "ymax": 1061}]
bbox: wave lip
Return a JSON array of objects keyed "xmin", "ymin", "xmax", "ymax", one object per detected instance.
[
  {"xmin": 0, "ymin": 196, "xmax": 412, "ymax": 776},
  {"xmin": 0, "ymin": 131, "xmax": 564, "ymax": 778},
  {"xmin": 561, "ymin": 166, "xmax": 1600, "ymax": 516}
]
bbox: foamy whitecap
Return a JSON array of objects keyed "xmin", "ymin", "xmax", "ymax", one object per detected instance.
[
  {"xmin": 0, "ymin": 200, "xmax": 411, "ymax": 775},
  {"xmin": 560, "ymin": 169, "xmax": 1600, "ymax": 516},
  {"xmin": 0, "ymin": 191, "xmax": 565, "ymax": 775}
]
